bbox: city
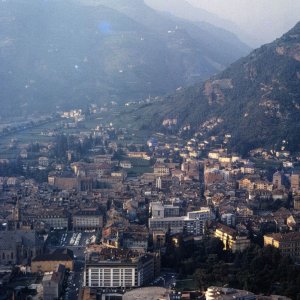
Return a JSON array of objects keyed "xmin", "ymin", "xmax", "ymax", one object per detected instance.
[
  {"xmin": 0, "ymin": 0, "xmax": 299, "ymax": 299},
  {"xmin": 0, "ymin": 103, "xmax": 299, "ymax": 299}
]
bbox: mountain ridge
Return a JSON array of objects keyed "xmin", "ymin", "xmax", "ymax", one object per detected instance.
[
  {"xmin": 0, "ymin": 0, "xmax": 250, "ymax": 118},
  {"xmin": 129, "ymin": 21, "xmax": 300, "ymax": 154}
]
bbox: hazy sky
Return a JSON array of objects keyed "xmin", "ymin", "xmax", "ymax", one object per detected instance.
[{"xmin": 187, "ymin": 0, "xmax": 300, "ymax": 46}]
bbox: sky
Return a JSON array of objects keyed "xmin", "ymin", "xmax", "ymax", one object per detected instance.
[{"xmin": 187, "ymin": 0, "xmax": 300, "ymax": 46}]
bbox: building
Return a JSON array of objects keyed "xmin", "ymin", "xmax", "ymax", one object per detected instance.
[
  {"xmin": 48, "ymin": 174, "xmax": 80, "ymax": 190},
  {"xmin": 73, "ymin": 209, "xmax": 103, "ymax": 231},
  {"xmin": 149, "ymin": 216, "xmax": 185, "ymax": 234},
  {"xmin": 122, "ymin": 232, "xmax": 148, "ymax": 253},
  {"xmin": 0, "ymin": 230, "xmax": 44, "ymax": 265},
  {"xmin": 153, "ymin": 163, "xmax": 170, "ymax": 176},
  {"xmin": 37, "ymin": 210, "xmax": 69, "ymax": 230},
  {"xmin": 149, "ymin": 207, "xmax": 212, "ymax": 235},
  {"xmin": 204, "ymin": 168, "xmax": 224, "ymax": 187},
  {"xmin": 273, "ymin": 171, "xmax": 282, "ymax": 189},
  {"xmin": 42, "ymin": 264, "xmax": 66, "ymax": 300},
  {"xmin": 291, "ymin": 173, "xmax": 300, "ymax": 192},
  {"xmin": 84, "ymin": 248, "xmax": 155, "ymax": 288},
  {"xmin": 71, "ymin": 162, "xmax": 111, "ymax": 178},
  {"xmin": 214, "ymin": 224, "xmax": 250, "ymax": 253},
  {"xmin": 120, "ymin": 161, "xmax": 132, "ymax": 169},
  {"xmin": 294, "ymin": 194, "xmax": 300, "ymax": 210},
  {"xmin": 127, "ymin": 152, "xmax": 150, "ymax": 160},
  {"xmin": 221, "ymin": 213, "xmax": 236, "ymax": 227},
  {"xmin": 38, "ymin": 157, "xmax": 49, "ymax": 168},
  {"xmin": 264, "ymin": 232, "xmax": 300, "ymax": 262},
  {"xmin": 31, "ymin": 248, "xmax": 74, "ymax": 273},
  {"xmin": 205, "ymin": 286, "xmax": 256, "ymax": 300},
  {"xmin": 149, "ymin": 202, "xmax": 180, "ymax": 219}
]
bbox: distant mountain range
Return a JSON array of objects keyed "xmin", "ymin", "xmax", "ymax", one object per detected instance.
[
  {"xmin": 0, "ymin": 0, "xmax": 250, "ymax": 118},
  {"xmin": 145, "ymin": 0, "xmax": 255, "ymax": 47},
  {"xmin": 130, "ymin": 22, "xmax": 300, "ymax": 153}
]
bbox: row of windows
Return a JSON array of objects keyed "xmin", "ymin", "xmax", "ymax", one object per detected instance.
[{"xmin": 90, "ymin": 268, "xmax": 133, "ymax": 272}]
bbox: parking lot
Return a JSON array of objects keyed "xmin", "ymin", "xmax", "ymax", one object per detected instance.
[{"xmin": 46, "ymin": 230, "xmax": 97, "ymax": 249}]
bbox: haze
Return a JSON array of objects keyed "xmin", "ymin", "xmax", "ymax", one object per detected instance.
[{"xmin": 146, "ymin": 0, "xmax": 300, "ymax": 47}]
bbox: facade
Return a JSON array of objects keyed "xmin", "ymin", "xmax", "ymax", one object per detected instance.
[
  {"xmin": 272, "ymin": 171, "xmax": 282, "ymax": 189},
  {"xmin": 31, "ymin": 249, "xmax": 74, "ymax": 273},
  {"xmin": 38, "ymin": 157, "xmax": 49, "ymax": 168},
  {"xmin": 153, "ymin": 163, "xmax": 170, "ymax": 176},
  {"xmin": 37, "ymin": 211, "xmax": 69, "ymax": 230},
  {"xmin": 48, "ymin": 174, "xmax": 80, "ymax": 190},
  {"xmin": 84, "ymin": 248, "xmax": 154, "ymax": 288},
  {"xmin": 42, "ymin": 264, "xmax": 65, "ymax": 300},
  {"xmin": 149, "ymin": 207, "xmax": 211, "ymax": 235},
  {"xmin": 205, "ymin": 286, "xmax": 256, "ymax": 300},
  {"xmin": 0, "ymin": 230, "xmax": 44, "ymax": 265},
  {"xmin": 122, "ymin": 233, "xmax": 148, "ymax": 253},
  {"xmin": 294, "ymin": 194, "xmax": 300, "ymax": 210},
  {"xmin": 291, "ymin": 173, "xmax": 300, "ymax": 192},
  {"xmin": 149, "ymin": 216, "xmax": 185, "ymax": 234},
  {"xmin": 264, "ymin": 232, "xmax": 300, "ymax": 262},
  {"xmin": 71, "ymin": 162, "xmax": 111, "ymax": 178},
  {"xmin": 215, "ymin": 224, "xmax": 250, "ymax": 253},
  {"xmin": 149, "ymin": 202, "xmax": 180, "ymax": 219},
  {"xmin": 73, "ymin": 209, "xmax": 103, "ymax": 231}
]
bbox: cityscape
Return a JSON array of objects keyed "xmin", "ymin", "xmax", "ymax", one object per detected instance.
[{"xmin": 0, "ymin": 0, "xmax": 299, "ymax": 300}]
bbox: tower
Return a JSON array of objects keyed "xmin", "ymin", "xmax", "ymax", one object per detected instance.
[
  {"xmin": 272, "ymin": 171, "xmax": 282, "ymax": 189},
  {"xmin": 12, "ymin": 198, "xmax": 21, "ymax": 223}
]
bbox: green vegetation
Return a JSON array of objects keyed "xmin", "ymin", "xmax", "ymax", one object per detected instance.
[
  {"xmin": 128, "ymin": 22, "xmax": 300, "ymax": 154},
  {"xmin": 162, "ymin": 235, "xmax": 300, "ymax": 298}
]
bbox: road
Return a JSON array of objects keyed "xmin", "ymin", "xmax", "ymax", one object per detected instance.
[
  {"xmin": 46, "ymin": 230, "xmax": 96, "ymax": 300},
  {"xmin": 64, "ymin": 259, "xmax": 85, "ymax": 300}
]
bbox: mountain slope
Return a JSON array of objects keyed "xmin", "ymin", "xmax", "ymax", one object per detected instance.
[
  {"xmin": 130, "ymin": 22, "xmax": 300, "ymax": 153},
  {"xmin": 0, "ymin": 0, "xmax": 250, "ymax": 117},
  {"xmin": 145, "ymin": 0, "xmax": 254, "ymax": 47}
]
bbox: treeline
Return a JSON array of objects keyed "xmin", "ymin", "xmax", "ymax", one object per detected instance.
[{"xmin": 162, "ymin": 235, "xmax": 300, "ymax": 299}]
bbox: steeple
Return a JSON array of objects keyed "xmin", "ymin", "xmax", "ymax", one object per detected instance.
[{"xmin": 13, "ymin": 198, "xmax": 21, "ymax": 222}]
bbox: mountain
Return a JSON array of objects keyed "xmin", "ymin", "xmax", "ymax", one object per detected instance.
[
  {"xmin": 129, "ymin": 22, "xmax": 300, "ymax": 154},
  {"xmin": 0, "ymin": 0, "xmax": 250, "ymax": 118},
  {"xmin": 144, "ymin": 0, "xmax": 255, "ymax": 47}
]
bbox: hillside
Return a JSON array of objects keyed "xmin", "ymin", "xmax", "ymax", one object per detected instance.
[
  {"xmin": 0, "ymin": 0, "xmax": 250, "ymax": 118},
  {"xmin": 128, "ymin": 22, "xmax": 300, "ymax": 153},
  {"xmin": 145, "ymin": 0, "xmax": 254, "ymax": 47}
]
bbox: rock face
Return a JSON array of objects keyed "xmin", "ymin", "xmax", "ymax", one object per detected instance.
[
  {"xmin": 0, "ymin": 0, "xmax": 250, "ymax": 118},
  {"xmin": 132, "ymin": 22, "xmax": 300, "ymax": 153}
]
